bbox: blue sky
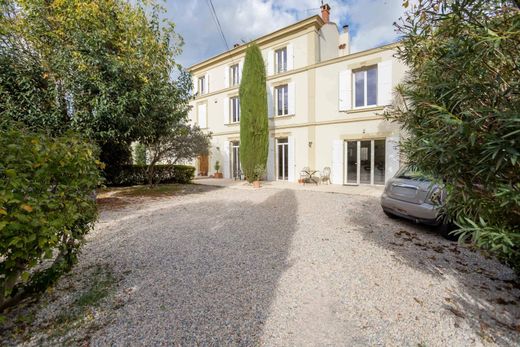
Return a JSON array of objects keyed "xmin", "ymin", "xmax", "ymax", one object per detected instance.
[{"xmin": 162, "ymin": 0, "xmax": 408, "ymax": 68}]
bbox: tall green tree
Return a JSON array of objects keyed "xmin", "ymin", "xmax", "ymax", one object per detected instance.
[
  {"xmin": 239, "ymin": 43, "xmax": 269, "ymax": 182},
  {"xmin": 391, "ymin": 0, "xmax": 520, "ymax": 270}
]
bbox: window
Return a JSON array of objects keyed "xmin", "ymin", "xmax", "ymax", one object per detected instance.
[
  {"xmin": 230, "ymin": 96, "xmax": 240, "ymax": 123},
  {"xmin": 354, "ymin": 66, "xmax": 377, "ymax": 108},
  {"xmin": 198, "ymin": 76, "xmax": 206, "ymax": 95},
  {"xmin": 277, "ymin": 138, "xmax": 289, "ymax": 180},
  {"xmin": 275, "ymin": 84, "xmax": 288, "ymax": 116},
  {"xmin": 230, "ymin": 64, "xmax": 239, "ymax": 86},
  {"xmin": 197, "ymin": 103, "xmax": 207, "ymax": 128},
  {"xmin": 275, "ymin": 47, "xmax": 287, "ymax": 73}
]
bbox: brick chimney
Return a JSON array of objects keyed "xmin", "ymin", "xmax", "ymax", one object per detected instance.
[{"xmin": 320, "ymin": 3, "xmax": 331, "ymax": 23}]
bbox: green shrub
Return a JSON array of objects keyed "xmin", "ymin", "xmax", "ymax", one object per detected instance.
[
  {"xmin": 0, "ymin": 126, "xmax": 102, "ymax": 310},
  {"xmin": 106, "ymin": 164, "xmax": 195, "ymax": 186}
]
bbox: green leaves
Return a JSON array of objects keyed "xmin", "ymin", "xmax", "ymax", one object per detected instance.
[{"xmin": 391, "ymin": 0, "xmax": 520, "ymax": 271}]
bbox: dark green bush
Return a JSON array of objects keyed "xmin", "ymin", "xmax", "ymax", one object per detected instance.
[
  {"xmin": 0, "ymin": 126, "xmax": 102, "ymax": 310},
  {"xmin": 106, "ymin": 164, "xmax": 195, "ymax": 186}
]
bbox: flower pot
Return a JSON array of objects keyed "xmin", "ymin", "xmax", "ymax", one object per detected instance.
[
  {"xmin": 252, "ymin": 180, "xmax": 261, "ymax": 188},
  {"xmin": 298, "ymin": 178, "xmax": 303, "ymax": 184},
  {"xmin": 214, "ymin": 172, "xmax": 223, "ymax": 178}
]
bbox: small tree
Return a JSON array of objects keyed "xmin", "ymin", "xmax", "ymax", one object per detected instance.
[
  {"xmin": 143, "ymin": 124, "xmax": 211, "ymax": 186},
  {"xmin": 391, "ymin": 0, "xmax": 520, "ymax": 270},
  {"xmin": 239, "ymin": 43, "xmax": 269, "ymax": 183}
]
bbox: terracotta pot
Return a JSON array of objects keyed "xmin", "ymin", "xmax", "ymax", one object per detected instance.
[
  {"xmin": 298, "ymin": 178, "xmax": 303, "ymax": 184},
  {"xmin": 252, "ymin": 180, "xmax": 261, "ymax": 188},
  {"xmin": 214, "ymin": 172, "xmax": 223, "ymax": 178}
]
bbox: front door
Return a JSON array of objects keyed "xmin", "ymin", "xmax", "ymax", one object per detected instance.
[
  {"xmin": 344, "ymin": 139, "xmax": 386, "ymax": 185},
  {"xmin": 231, "ymin": 141, "xmax": 241, "ymax": 178},
  {"xmin": 198, "ymin": 155, "xmax": 209, "ymax": 176}
]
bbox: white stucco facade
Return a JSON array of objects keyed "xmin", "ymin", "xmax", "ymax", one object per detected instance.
[{"xmin": 188, "ymin": 14, "xmax": 406, "ymax": 185}]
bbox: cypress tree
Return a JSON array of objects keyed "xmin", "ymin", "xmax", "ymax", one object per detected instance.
[{"xmin": 239, "ymin": 43, "xmax": 268, "ymax": 182}]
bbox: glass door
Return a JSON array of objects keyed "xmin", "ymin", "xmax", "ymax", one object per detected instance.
[
  {"xmin": 277, "ymin": 138, "xmax": 288, "ymax": 180},
  {"xmin": 344, "ymin": 139, "xmax": 386, "ymax": 185},
  {"xmin": 231, "ymin": 141, "xmax": 240, "ymax": 178}
]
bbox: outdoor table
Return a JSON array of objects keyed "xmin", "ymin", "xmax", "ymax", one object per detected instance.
[{"xmin": 303, "ymin": 170, "xmax": 319, "ymax": 185}]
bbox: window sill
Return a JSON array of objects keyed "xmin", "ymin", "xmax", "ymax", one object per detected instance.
[
  {"xmin": 273, "ymin": 114, "xmax": 295, "ymax": 119},
  {"xmin": 225, "ymin": 122, "xmax": 240, "ymax": 126},
  {"xmin": 345, "ymin": 105, "xmax": 384, "ymax": 114}
]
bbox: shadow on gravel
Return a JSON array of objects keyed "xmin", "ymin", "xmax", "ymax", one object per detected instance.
[
  {"xmin": 93, "ymin": 189, "xmax": 298, "ymax": 345},
  {"xmin": 351, "ymin": 196, "xmax": 520, "ymax": 345}
]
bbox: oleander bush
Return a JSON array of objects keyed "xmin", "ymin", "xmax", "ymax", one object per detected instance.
[
  {"xmin": 106, "ymin": 165, "xmax": 195, "ymax": 186},
  {"xmin": 0, "ymin": 125, "xmax": 102, "ymax": 311}
]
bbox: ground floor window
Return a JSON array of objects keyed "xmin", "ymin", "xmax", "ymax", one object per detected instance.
[
  {"xmin": 277, "ymin": 138, "xmax": 289, "ymax": 180},
  {"xmin": 345, "ymin": 139, "xmax": 385, "ymax": 185}
]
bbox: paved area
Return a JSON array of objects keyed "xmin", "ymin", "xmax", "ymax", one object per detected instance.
[
  {"xmin": 194, "ymin": 178, "xmax": 384, "ymax": 197},
  {"xmin": 8, "ymin": 185, "xmax": 520, "ymax": 346}
]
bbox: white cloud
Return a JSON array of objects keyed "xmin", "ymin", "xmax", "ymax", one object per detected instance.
[{"xmin": 163, "ymin": 0, "xmax": 407, "ymax": 68}]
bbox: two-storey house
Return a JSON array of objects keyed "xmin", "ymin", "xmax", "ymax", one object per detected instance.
[{"xmin": 188, "ymin": 4, "xmax": 406, "ymax": 185}]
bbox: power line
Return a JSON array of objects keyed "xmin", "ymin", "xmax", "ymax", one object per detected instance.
[{"xmin": 206, "ymin": 0, "xmax": 229, "ymax": 51}]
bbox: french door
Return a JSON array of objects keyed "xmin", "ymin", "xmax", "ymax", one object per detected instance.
[
  {"xmin": 231, "ymin": 141, "xmax": 240, "ymax": 176},
  {"xmin": 344, "ymin": 139, "xmax": 386, "ymax": 185},
  {"xmin": 277, "ymin": 138, "xmax": 289, "ymax": 180}
]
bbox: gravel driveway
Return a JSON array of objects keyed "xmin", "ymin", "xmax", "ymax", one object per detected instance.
[{"xmin": 10, "ymin": 185, "xmax": 520, "ymax": 346}]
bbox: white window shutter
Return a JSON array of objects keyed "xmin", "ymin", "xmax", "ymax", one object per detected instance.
[
  {"xmin": 204, "ymin": 73, "xmax": 209, "ymax": 94},
  {"xmin": 238, "ymin": 60, "xmax": 244, "ymax": 83},
  {"xmin": 224, "ymin": 66, "xmax": 229, "ymax": 88},
  {"xmin": 331, "ymin": 140, "xmax": 344, "ymax": 184},
  {"xmin": 222, "ymin": 141, "xmax": 230, "ymax": 178},
  {"xmin": 223, "ymin": 97, "xmax": 229, "ymax": 124},
  {"xmin": 288, "ymin": 82, "xmax": 295, "ymax": 115},
  {"xmin": 192, "ymin": 76, "xmax": 198, "ymax": 95},
  {"xmin": 378, "ymin": 60, "xmax": 393, "ymax": 106},
  {"xmin": 288, "ymin": 136, "xmax": 295, "ymax": 182},
  {"xmin": 286, "ymin": 43, "xmax": 294, "ymax": 70},
  {"xmin": 197, "ymin": 104, "xmax": 207, "ymax": 129},
  {"xmin": 385, "ymin": 136, "xmax": 400, "ymax": 183},
  {"xmin": 267, "ymin": 49, "xmax": 274, "ymax": 76},
  {"xmin": 267, "ymin": 85, "xmax": 274, "ymax": 118},
  {"xmin": 338, "ymin": 69, "xmax": 351, "ymax": 111},
  {"xmin": 267, "ymin": 136, "xmax": 275, "ymax": 180}
]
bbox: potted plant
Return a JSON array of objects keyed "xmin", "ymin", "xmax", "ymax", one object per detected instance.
[
  {"xmin": 251, "ymin": 164, "xmax": 265, "ymax": 188},
  {"xmin": 214, "ymin": 160, "xmax": 223, "ymax": 178}
]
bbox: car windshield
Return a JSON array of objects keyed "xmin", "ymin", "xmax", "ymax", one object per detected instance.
[{"xmin": 397, "ymin": 166, "xmax": 433, "ymax": 181}]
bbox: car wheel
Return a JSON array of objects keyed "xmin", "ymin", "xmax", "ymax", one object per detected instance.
[
  {"xmin": 383, "ymin": 210, "xmax": 397, "ymax": 219},
  {"xmin": 438, "ymin": 222, "xmax": 458, "ymax": 241}
]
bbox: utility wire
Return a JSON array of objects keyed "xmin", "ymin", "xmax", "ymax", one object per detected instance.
[{"xmin": 206, "ymin": 0, "xmax": 229, "ymax": 51}]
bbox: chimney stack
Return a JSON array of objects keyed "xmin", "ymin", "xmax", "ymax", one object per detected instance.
[{"xmin": 320, "ymin": 3, "xmax": 331, "ymax": 23}]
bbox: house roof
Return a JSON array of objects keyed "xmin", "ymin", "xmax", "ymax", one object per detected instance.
[{"xmin": 188, "ymin": 15, "xmax": 325, "ymax": 73}]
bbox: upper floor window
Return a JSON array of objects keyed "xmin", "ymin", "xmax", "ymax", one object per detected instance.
[
  {"xmin": 275, "ymin": 84, "xmax": 288, "ymax": 116},
  {"xmin": 275, "ymin": 47, "xmax": 287, "ymax": 74},
  {"xmin": 198, "ymin": 76, "xmax": 206, "ymax": 95},
  {"xmin": 230, "ymin": 96, "xmax": 240, "ymax": 123},
  {"xmin": 230, "ymin": 64, "xmax": 239, "ymax": 86},
  {"xmin": 354, "ymin": 66, "xmax": 377, "ymax": 108}
]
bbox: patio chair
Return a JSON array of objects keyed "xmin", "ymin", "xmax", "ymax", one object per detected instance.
[
  {"xmin": 233, "ymin": 168, "xmax": 243, "ymax": 181},
  {"xmin": 321, "ymin": 167, "xmax": 331, "ymax": 184}
]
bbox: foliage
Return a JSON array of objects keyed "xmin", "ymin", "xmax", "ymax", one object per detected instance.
[
  {"xmin": 106, "ymin": 165, "xmax": 195, "ymax": 187},
  {"xmin": 214, "ymin": 161, "xmax": 221, "ymax": 173},
  {"xmin": 392, "ymin": 0, "xmax": 520, "ymax": 269},
  {"xmin": 1, "ymin": 0, "xmax": 187, "ymax": 169},
  {"xmin": 251, "ymin": 164, "xmax": 266, "ymax": 182},
  {"xmin": 239, "ymin": 43, "xmax": 269, "ymax": 183},
  {"xmin": 142, "ymin": 124, "xmax": 211, "ymax": 186},
  {"xmin": 0, "ymin": 124, "xmax": 102, "ymax": 311},
  {"xmin": 134, "ymin": 143, "xmax": 147, "ymax": 166}
]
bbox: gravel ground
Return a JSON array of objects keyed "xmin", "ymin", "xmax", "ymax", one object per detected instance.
[{"xmin": 4, "ymin": 185, "xmax": 520, "ymax": 346}]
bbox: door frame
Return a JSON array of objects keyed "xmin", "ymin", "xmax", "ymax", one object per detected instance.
[{"xmin": 276, "ymin": 137, "xmax": 289, "ymax": 181}]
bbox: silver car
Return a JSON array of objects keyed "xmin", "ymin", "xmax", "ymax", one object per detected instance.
[{"xmin": 381, "ymin": 166, "xmax": 454, "ymax": 238}]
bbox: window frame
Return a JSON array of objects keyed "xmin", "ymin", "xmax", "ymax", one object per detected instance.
[
  {"xmin": 275, "ymin": 47, "xmax": 287, "ymax": 74},
  {"xmin": 353, "ymin": 66, "xmax": 378, "ymax": 109},
  {"xmin": 230, "ymin": 96, "xmax": 240, "ymax": 123},
  {"xmin": 198, "ymin": 76, "xmax": 206, "ymax": 95},
  {"xmin": 274, "ymin": 84, "xmax": 289, "ymax": 116},
  {"xmin": 229, "ymin": 64, "xmax": 239, "ymax": 86}
]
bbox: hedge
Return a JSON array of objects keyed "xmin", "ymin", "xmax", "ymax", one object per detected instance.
[
  {"xmin": 106, "ymin": 164, "xmax": 195, "ymax": 186},
  {"xmin": 0, "ymin": 126, "xmax": 102, "ymax": 311}
]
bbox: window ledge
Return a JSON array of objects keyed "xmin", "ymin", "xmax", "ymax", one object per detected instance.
[
  {"xmin": 225, "ymin": 122, "xmax": 240, "ymax": 126},
  {"xmin": 272, "ymin": 114, "xmax": 295, "ymax": 119},
  {"xmin": 345, "ymin": 106, "xmax": 384, "ymax": 114}
]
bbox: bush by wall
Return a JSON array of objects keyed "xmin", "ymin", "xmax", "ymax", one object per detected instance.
[
  {"xmin": 0, "ymin": 126, "xmax": 102, "ymax": 310},
  {"xmin": 106, "ymin": 164, "xmax": 195, "ymax": 186}
]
